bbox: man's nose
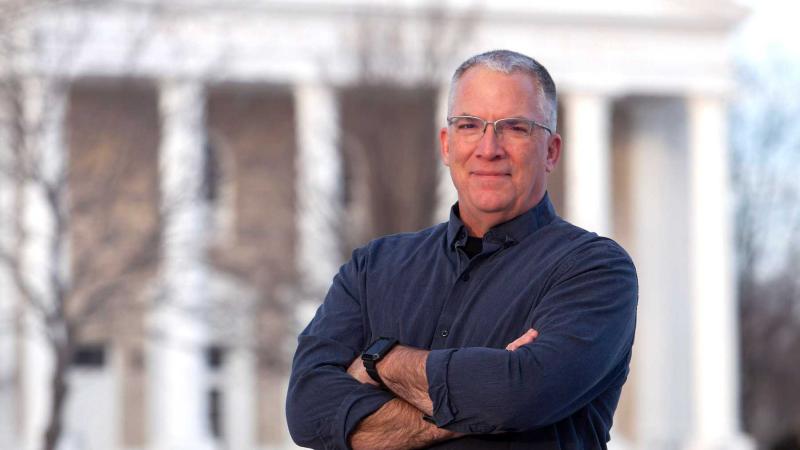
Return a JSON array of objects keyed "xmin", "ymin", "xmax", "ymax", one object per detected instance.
[{"xmin": 476, "ymin": 124, "xmax": 503, "ymax": 158}]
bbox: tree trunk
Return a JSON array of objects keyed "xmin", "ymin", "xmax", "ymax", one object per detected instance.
[{"xmin": 43, "ymin": 341, "xmax": 70, "ymax": 450}]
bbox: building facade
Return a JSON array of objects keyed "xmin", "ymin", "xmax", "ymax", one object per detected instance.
[{"xmin": 0, "ymin": 1, "xmax": 751, "ymax": 449}]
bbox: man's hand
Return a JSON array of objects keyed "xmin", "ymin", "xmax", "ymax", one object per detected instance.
[
  {"xmin": 505, "ymin": 328, "xmax": 539, "ymax": 351},
  {"xmin": 350, "ymin": 398, "xmax": 462, "ymax": 450},
  {"xmin": 347, "ymin": 356, "xmax": 380, "ymax": 387}
]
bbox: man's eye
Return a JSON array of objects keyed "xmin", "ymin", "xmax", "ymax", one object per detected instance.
[
  {"xmin": 501, "ymin": 121, "xmax": 531, "ymax": 134},
  {"xmin": 456, "ymin": 120, "xmax": 479, "ymax": 130}
]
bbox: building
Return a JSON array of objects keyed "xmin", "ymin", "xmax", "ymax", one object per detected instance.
[{"xmin": 0, "ymin": 1, "xmax": 751, "ymax": 449}]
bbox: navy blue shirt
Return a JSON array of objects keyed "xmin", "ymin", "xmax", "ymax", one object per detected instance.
[{"xmin": 287, "ymin": 194, "xmax": 638, "ymax": 449}]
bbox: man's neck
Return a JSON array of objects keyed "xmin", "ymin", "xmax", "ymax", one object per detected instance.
[{"xmin": 459, "ymin": 199, "xmax": 542, "ymax": 238}]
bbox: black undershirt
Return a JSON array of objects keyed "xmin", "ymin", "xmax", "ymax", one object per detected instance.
[{"xmin": 463, "ymin": 236, "xmax": 483, "ymax": 259}]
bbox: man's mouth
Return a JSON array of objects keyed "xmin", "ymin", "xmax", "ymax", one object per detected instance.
[{"xmin": 471, "ymin": 171, "xmax": 510, "ymax": 177}]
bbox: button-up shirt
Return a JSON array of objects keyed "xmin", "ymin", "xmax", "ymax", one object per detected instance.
[{"xmin": 286, "ymin": 194, "xmax": 638, "ymax": 449}]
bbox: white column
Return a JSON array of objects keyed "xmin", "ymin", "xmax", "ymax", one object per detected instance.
[
  {"xmin": 223, "ymin": 347, "xmax": 258, "ymax": 450},
  {"xmin": 222, "ymin": 323, "xmax": 256, "ymax": 450},
  {"xmin": 222, "ymin": 351, "xmax": 256, "ymax": 449},
  {"xmin": 16, "ymin": 77, "xmax": 68, "ymax": 450},
  {"xmin": 293, "ymin": 83, "xmax": 342, "ymax": 323},
  {"xmin": 687, "ymin": 96, "xmax": 752, "ymax": 450},
  {"xmin": 563, "ymin": 93, "xmax": 612, "ymax": 236},
  {"xmin": 0, "ymin": 81, "xmax": 19, "ymax": 450},
  {"xmin": 63, "ymin": 355, "xmax": 119, "ymax": 450},
  {"xmin": 149, "ymin": 80, "xmax": 214, "ymax": 450},
  {"xmin": 621, "ymin": 98, "xmax": 693, "ymax": 449},
  {"xmin": 434, "ymin": 85, "xmax": 457, "ymax": 222}
]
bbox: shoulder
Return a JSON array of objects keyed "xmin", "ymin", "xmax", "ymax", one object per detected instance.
[
  {"xmin": 544, "ymin": 218, "xmax": 637, "ymax": 279},
  {"xmin": 350, "ymin": 222, "xmax": 448, "ymax": 266},
  {"xmin": 547, "ymin": 217, "xmax": 633, "ymax": 257}
]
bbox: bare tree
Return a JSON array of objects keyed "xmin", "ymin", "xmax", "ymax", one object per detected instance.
[
  {"xmin": 0, "ymin": 65, "xmax": 159, "ymax": 450},
  {"xmin": 0, "ymin": 3, "xmax": 171, "ymax": 449},
  {"xmin": 1, "ymin": 4, "xmax": 76, "ymax": 450},
  {"xmin": 1, "ymin": 2, "xmax": 316, "ymax": 447},
  {"xmin": 731, "ymin": 49, "xmax": 800, "ymax": 448}
]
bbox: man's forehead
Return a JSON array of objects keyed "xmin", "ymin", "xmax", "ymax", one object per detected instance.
[{"xmin": 452, "ymin": 67, "xmax": 546, "ymax": 114}]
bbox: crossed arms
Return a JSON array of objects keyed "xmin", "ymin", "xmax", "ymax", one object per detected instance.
[{"xmin": 345, "ymin": 330, "xmax": 539, "ymax": 449}]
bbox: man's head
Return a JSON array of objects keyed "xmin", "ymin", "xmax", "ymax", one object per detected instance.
[{"xmin": 440, "ymin": 49, "xmax": 562, "ymax": 236}]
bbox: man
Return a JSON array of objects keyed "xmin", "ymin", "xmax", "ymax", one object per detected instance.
[{"xmin": 286, "ymin": 49, "xmax": 638, "ymax": 449}]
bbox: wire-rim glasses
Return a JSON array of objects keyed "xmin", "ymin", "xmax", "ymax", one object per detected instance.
[{"xmin": 447, "ymin": 115, "xmax": 552, "ymax": 143}]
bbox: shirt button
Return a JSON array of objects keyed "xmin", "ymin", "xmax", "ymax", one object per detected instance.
[
  {"xmin": 460, "ymin": 273, "xmax": 470, "ymax": 282},
  {"xmin": 440, "ymin": 329, "xmax": 449, "ymax": 337}
]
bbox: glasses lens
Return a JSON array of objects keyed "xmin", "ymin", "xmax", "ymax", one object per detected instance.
[
  {"xmin": 450, "ymin": 117, "xmax": 485, "ymax": 140},
  {"xmin": 496, "ymin": 119, "xmax": 533, "ymax": 138}
]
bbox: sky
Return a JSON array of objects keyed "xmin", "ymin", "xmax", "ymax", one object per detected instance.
[
  {"xmin": 732, "ymin": 0, "xmax": 800, "ymax": 279},
  {"xmin": 734, "ymin": 0, "xmax": 800, "ymax": 61}
]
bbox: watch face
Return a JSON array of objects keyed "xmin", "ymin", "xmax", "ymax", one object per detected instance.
[{"xmin": 363, "ymin": 338, "xmax": 395, "ymax": 360}]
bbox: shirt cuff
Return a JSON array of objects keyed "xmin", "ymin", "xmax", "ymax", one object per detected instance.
[
  {"xmin": 426, "ymin": 348, "xmax": 459, "ymax": 427},
  {"xmin": 333, "ymin": 383, "xmax": 395, "ymax": 450}
]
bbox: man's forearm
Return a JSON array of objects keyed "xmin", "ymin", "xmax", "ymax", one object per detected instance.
[
  {"xmin": 378, "ymin": 345, "xmax": 433, "ymax": 415},
  {"xmin": 349, "ymin": 398, "xmax": 460, "ymax": 450}
]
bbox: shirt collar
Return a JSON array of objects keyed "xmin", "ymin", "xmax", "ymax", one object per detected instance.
[{"xmin": 446, "ymin": 192, "xmax": 557, "ymax": 250}]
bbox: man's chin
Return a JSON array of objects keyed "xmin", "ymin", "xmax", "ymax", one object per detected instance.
[{"xmin": 469, "ymin": 200, "xmax": 514, "ymax": 215}]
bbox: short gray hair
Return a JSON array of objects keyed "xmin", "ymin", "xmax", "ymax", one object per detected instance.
[{"xmin": 448, "ymin": 49, "xmax": 558, "ymax": 131}]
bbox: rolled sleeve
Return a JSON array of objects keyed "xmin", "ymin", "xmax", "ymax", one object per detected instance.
[
  {"xmin": 332, "ymin": 384, "xmax": 395, "ymax": 450},
  {"xmin": 425, "ymin": 348, "xmax": 459, "ymax": 426}
]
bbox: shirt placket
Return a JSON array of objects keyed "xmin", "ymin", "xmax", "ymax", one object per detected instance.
[{"xmin": 431, "ymin": 239, "xmax": 504, "ymax": 349}]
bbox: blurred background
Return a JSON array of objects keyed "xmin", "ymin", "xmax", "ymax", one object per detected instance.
[{"xmin": 0, "ymin": 0, "xmax": 798, "ymax": 449}]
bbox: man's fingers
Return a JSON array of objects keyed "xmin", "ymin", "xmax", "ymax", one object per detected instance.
[
  {"xmin": 506, "ymin": 328, "xmax": 538, "ymax": 351},
  {"xmin": 505, "ymin": 328, "xmax": 539, "ymax": 351}
]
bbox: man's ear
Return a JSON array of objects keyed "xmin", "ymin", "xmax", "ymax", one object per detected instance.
[
  {"xmin": 439, "ymin": 127, "xmax": 451, "ymax": 167},
  {"xmin": 545, "ymin": 133, "xmax": 562, "ymax": 173}
]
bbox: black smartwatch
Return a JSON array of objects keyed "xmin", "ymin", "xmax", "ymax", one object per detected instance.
[{"xmin": 361, "ymin": 337, "xmax": 398, "ymax": 386}]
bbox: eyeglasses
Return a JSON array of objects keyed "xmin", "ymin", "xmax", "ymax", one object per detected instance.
[{"xmin": 447, "ymin": 115, "xmax": 552, "ymax": 143}]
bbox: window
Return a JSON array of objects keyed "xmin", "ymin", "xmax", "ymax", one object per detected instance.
[
  {"xmin": 208, "ymin": 388, "xmax": 223, "ymax": 439},
  {"xmin": 206, "ymin": 345, "xmax": 225, "ymax": 370},
  {"xmin": 72, "ymin": 344, "xmax": 106, "ymax": 368}
]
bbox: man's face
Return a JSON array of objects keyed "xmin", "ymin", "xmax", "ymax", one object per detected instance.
[{"xmin": 440, "ymin": 66, "xmax": 562, "ymax": 233}]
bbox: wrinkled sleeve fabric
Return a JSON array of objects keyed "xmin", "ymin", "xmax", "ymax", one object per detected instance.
[
  {"xmin": 426, "ymin": 238, "xmax": 638, "ymax": 433},
  {"xmin": 286, "ymin": 248, "xmax": 394, "ymax": 449}
]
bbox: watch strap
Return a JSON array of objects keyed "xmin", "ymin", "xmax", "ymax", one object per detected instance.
[
  {"xmin": 363, "ymin": 358, "xmax": 383, "ymax": 385},
  {"xmin": 361, "ymin": 337, "xmax": 397, "ymax": 387}
]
